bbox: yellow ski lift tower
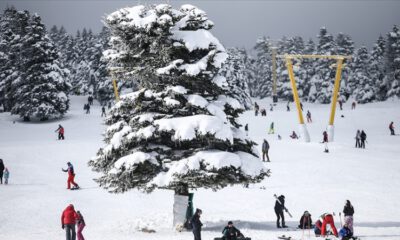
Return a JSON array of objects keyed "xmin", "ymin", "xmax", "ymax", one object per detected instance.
[{"xmin": 277, "ymin": 54, "xmax": 351, "ymax": 142}]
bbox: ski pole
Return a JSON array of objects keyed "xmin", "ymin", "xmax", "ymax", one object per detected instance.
[{"xmin": 339, "ymin": 212, "xmax": 343, "ymax": 228}]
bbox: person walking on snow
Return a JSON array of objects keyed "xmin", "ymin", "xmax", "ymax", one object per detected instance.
[
  {"xmin": 343, "ymin": 200, "xmax": 354, "ymax": 234},
  {"xmin": 76, "ymin": 211, "xmax": 86, "ymax": 240},
  {"xmin": 101, "ymin": 106, "xmax": 106, "ymax": 117},
  {"xmin": 286, "ymin": 102, "xmax": 290, "ymax": 111},
  {"xmin": 55, "ymin": 124, "xmax": 65, "ymax": 140},
  {"xmin": 85, "ymin": 104, "xmax": 90, "ymax": 114},
  {"xmin": 339, "ymin": 99, "xmax": 343, "ymax": 110},
  {"xmin": 306, "ymin": 110, "xmax": 312, "ymax": 123},
  {"xmin": 3, "ymin": 167, "xmax": 9, "ymax": 185},
  {"xmin": 355, "ymin": 130, "xmax": 361, "ymax": 148},
  {"xmin": 190, "ymin": 208, "xmax": 203, "ymax": 240},
  {"xmin": 323, "ymin": 131, "xmax": 329, "ymax": 153},
  {"xmin": 62, "ymin": 162, "xmax": 79, "ymax": 190},
  {"xmin": 61, "ymin": 204, "xmax": 79, "ymax": 240},
  {"xmin": 389, "ymin": 122, "xmax": 395, "ymax": 135},
  {"xmin": 244, "ymin": 124, "xmax": 249, "ymax": 136},
  {"xmin": 0, "ymin": 159, "xmax": 4, "ymax": 184},
  {"xmin": 262, "ymin": 139, "xmax": 270, "ymax": 162},
  {"xmin": 268, "ymin": 122, "xmax": 275, "ymax": 134},
  {"xmin": 351, "ymin": 101, "xmax": 356, "ymax": 110},
  {"xmin": 274, "ymin": 195, "xmax": 288, "ymax": 228},
  {"xmin": 360, "ymin": 130, "xmax": 367, "ymax": 149}
]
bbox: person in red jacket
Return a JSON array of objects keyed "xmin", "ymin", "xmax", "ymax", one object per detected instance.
[
  {"xmin": 61, "ymin": 204, "xmax": 79, "ymax": 240},
  {"xmin": 62, "ymin": 162, "xmax": 79, "ymax": 190},
  {"xmin": 55, "ymin": 124, "xmax": 65, "ymax": 140}
]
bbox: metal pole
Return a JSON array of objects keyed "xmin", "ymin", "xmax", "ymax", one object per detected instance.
[{"xmin": 327, "ymin": 58, "xmax": 344, "ymax": 141}]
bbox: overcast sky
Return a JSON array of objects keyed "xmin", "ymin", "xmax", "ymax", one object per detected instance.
[{"xmin": 1, "ymin": 0, "xmax": 399, "ymax": 49}]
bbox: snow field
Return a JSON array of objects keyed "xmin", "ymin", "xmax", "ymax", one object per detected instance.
[{"xmin": 1, "ymin": 96, "xmax": 400, "ymax": 239}]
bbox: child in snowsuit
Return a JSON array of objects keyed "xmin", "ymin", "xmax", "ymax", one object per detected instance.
[
  {"xmin": 262, "ymin": 139, "xmax": 270, "ymax": 162},
  {"xmin": 274, "ymin": 195, "xmax": 287, "ymax": 228},
  {"xmin": 55, "ymin": 124, "xmax": 65, "ymax": 140},
  {"xmin": 389, "ymin": 122, "xmax": 395, "ymax": 135},
  {"xmin": 3, "ymin": 168, "xmax": 9, "ymax": 185},
  {"xmin": 62, "ymin": 162, "xmax": 79, "ymax": 190},
  {"xmin": 191, "ymin": 208, "xmax": 203, "ymax": 240},
  {"xmin": 268, "ymin": 122, "xmax": 275, "ymax": 134},
  {"xmin": 343, "ymin": 200, "xmax": 354, "ymax": 233},
  {"xmin": 355, "ymin": 130, "xmax": 361, "ymax": 148},
  {"xmin": 319, "ymin": 213, "xmax": 338, "ymax": 237},
  {"xmin": 298, "ymin": 211, "xmax": 313, "ymax": 229},
  {"xmin": 222, "ymin": 221, "xmax": 243, "ymax": 240},
  {"xmin": 76, "ymin": 211, "xmax": 86, "ymax": 240},
  {"xmin": 61, "ymin": 204, "xmax": 79, "ymax": 240},
  {"xmin": 323, "ymin": 131, "xmax": 329, "ymax": 152}
]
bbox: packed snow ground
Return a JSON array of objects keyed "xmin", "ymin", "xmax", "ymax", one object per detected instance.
[{"xmin": 1, "ymin": 96, "xmax": 400, "ymax": 240}]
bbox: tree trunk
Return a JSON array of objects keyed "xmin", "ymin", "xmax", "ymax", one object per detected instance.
[{"xmin": 173, "ymin": 184, "xmax": 190, "ymax": 231}]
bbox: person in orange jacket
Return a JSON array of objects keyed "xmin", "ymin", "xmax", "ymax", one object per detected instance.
[
  {"xmin": 55, "ymin": 124, "xmax": 65, "ymax": 140},
  {"xmin": 61, "ymin": 204, "xmax": 79, "ymax": 240},
  {"xmin": 62, "ymin": 162, "xmax": 79, "ymax": 190}
]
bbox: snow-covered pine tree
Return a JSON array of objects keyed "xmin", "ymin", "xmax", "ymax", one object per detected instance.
[
  {"xmin": 90, "ymin": 3, "xmax": 268, "ymax": 227},
  {"xmin": 219, "ymin": 47, "xmax": 252, "ymax": 109},
  {"xmin": 10, "ymin": 13, "xmax": 69, "ymax": 121},
  {"xmin": 335, "ymin": 32, "xmax": 354, "ymax": 101},
  {"xmin": 301, "ymin": 39, "xmax": 316, "ymax": 100},
  {"xmin": 349, "ymin": 46, "xmax": 374, "ymax": 103},
  {"xmin": 370, "ymin": 35, "xmax": 387, "ymax": 101},
  {"xmin": 386, "ymin": 25, "xmax": 400, "ymax": 98},
  {"xmin": 252, "ymin": 36, "xmax": 272, "ymax": 98},
  {"xmin": 308, "ymin": 27, "xmax": 337, "ymax": 103},
  {"xmin": 243, "ymin": 54, "xmax": 258, "ymax": 98},
  {"xmin": 0, "ymin": 8, "xmax": 30, "ymax": 111}
]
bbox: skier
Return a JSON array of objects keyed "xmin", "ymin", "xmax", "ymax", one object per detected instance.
[
  {"xmin": 290, "ymin": 131, "xmax": 298, "ymax": 139},
  {"xmin": 298, "ymin": 211, "xmax": 313, "ymax": 229},
  {"xmin": 343, "ymin": 200, "xmax": 354, "ymax": 234},
  {"xmin": 55, "ymin": 124, "xmax": 65, "ymax": 140},
  {"xmin": 254, "ymin": 102, "xmax": 259, "ymax": 116},
  {"xmin": 244, "ymin": 124, "xmax": 249, "ymax": 136},
  {"xmin": 190, "ymin": 208, "xmax": 203, "ymax": 240},
  {"xmin": 107, "ymin": 101, "xmax": 112, "ymax": 109},
  {"xmin": 351, "ymin": 101, "xmax": 356, "ymax": 110},
  {"xmin": 268, "ymin": 122, "xmax": 275, "ymax": 134},
  {"xmin": 61, "ymin": 204, "xmax": 79, "ymax": 240},
  {"xmin": 389, "ymin": 122, "xmax": 395, "ymax": 135},
  {"xmin": 101, "ymin": 106, "xmax": 106, "ymax": 117},
  {"xmin": 319, "ymin": 213, "xmax": 338, "ymax": 237},
  {"xmin": 76, "ymin": 210, "xmax": 86, "ymax": 240},
  {"xmin": 360, "ymin": 130, "xmax": 367, "ymax": 149},
  {"xmin": 222, "ymin": 221, "xmax": 244, "ymax": 240},
  {"xmin": 0, "ymin": 159, "xmax": 4, "ymax": 184},
  {"xmin": 274, "ymin": 195, "xmax": 288, "ymax": 228},
  {"xmin": 3, "ymin": 167, "xmax": 9, "ymax": 185},
  {"xmin": 323, "ymin": 131, "xmax": 329, "ymax": 153},
  {"xmin": 62, "ymin": 162, "xmax": 79, "ymax": 190},
  {"xmin": 88, "ymin": 96, "xmax": 93, "ymax": 105},
  {"xmin": 260, "ymin": 108, "xmax": 267, "ymax": 116},
  {"xmin": 286, "ymin": 102, "xmax": 290, "ymax": 111},
  {"xmin": 355, "ymin": 130, "xmax": 361, "ymax": 148},
  {"xmin": 262, "ymin": 139, "xmax": 270, "ymax": 162},
  {"xmin": 339, "ymin": 99, "xmax": 343, "ymax": 110},
  {"xmin": 306, "ymin": 110, "xmax": 312, "ymax": 123},
  {"xmin": 85, "ymin": 104, "xmax": 90, "ymax": 114}
]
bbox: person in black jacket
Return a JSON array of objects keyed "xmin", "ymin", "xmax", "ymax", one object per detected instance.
[
  {"xmin": 191, "ymin": 208, "xmax": 203, "ymax": 240},
  {"xmin": 274, "ymin": 195, "xmax": 287, "ymax": 228},
  {"xmin": 343, "ymin": 200, "xmax": 354, "ymax": 233},
  {"xmin": 222, "ymin": 221, "xmax": 243, "ymax": 240},
  {"xmin": 298, "ymin": 211, "xmax": 313, "ymax": 229},
  {"xmin": 360, "ymin": 130, "xmax": 367, "ymax": 149},
  {"xmin": 0, "ymin": 159, "xmax": 4, "ymax": 184}
]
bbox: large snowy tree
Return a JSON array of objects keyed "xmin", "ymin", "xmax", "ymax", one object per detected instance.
[
  {"xmin": 252, "ymin": 36, "xmax": 272, "ymax": 98},
  {"xmin": 370, "ymin": 35, "xmax": 387, "ymax": 101},
  {"xmin": 89, "ymin": 4, "xmax": 268, "ymax": 228},
  {"xmin": 349, "ymin": 47, "xmax": 374, "ymax": 103},
  {"xmin": 10, "ymin": 13, "xmax": 69, "ymax": 121},
  {"xmin": 386, "ymin": 25, "xmax": 400, "ymax": 98}
]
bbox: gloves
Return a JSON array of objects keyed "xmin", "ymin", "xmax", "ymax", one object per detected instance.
[{"xmin": 62, "ymin": 224, "xmax": 64, "ymax": 229}]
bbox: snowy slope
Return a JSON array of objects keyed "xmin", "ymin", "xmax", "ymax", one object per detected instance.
[{"xmin": 1, "ymin": 96, "xmax": 400, "ymax": 240}]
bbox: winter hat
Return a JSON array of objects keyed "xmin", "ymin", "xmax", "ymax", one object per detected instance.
[{"xmin": 228, "ymin": 221, "xmax": 233, "ymax": 225}]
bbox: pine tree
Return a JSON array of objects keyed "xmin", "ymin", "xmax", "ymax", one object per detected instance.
[
  {"xmin": 89, "ymin": 4, "xmax": 268, "ymax": 216},
  {"xmin": 335, "ymin": 32, "xmax": 354, "ymax": 101},
  {"xmin": 349, "ymin": 47, "xmax": 374, "ymax": 103},
  {"xmin": 386, "ymin": 25, "xmax": 400, "ymax": 98},
  {"xmin": 252, "ymin": 36, "xmax": 272, "ymax": 98},
  {"xmin": 301, "ymin": 39, "xmax": 316, "ymax": 100},
  {"xmin": 10, "ymin": 13, "xmax": 69, "ymax": 121},
  {"xmin": 308, "ymin": 27, "xmax": 337, "ymax": 103},
  {"xmin": 219, "ymin": 48, "xmax": 252, "ymax": 109},
  {"xmin": 370, "ymin": 35, "xmax": 387, "ymax": 100}
]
